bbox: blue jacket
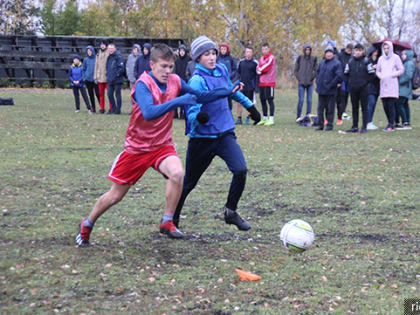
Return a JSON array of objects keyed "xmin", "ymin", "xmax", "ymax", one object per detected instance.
[
  {"xmin": 187, "ymin": 63, "xmax": 252, "ymax": 138},
  {"xmin": 69, "ymin": 63, "xmax": 84, "ymax": 87},
  {"xmin": 82, "ymin": 46, "xmax": 96, "ymax": 82},
  {"xmin": 217, "ymin": 52, "xmax": 237, "ymax": 80},
  {"xmin": 134, "ymin": 43, "xmax": 152, "ymax": 79},
  {"xmin": 316, "ymin": 57, "xmax": 343, "ymax": 95},
  {"xmin": 106, "ymin": 50, "xmax": 124, "ymax": 84}
]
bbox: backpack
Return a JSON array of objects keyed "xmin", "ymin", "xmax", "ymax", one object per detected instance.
[{"xmin": 412, "ymin": 65, "xmax": 420, "ymax": 90}]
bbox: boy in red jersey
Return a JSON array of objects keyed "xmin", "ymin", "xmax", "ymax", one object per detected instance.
[{"xmin": 76, "ymin": 44, "xmax": 238, "ymax": 246}]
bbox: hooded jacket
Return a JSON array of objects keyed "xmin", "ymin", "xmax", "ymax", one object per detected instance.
[
  {"xmin": 294, "ymin": 43, "xmax": 317, "ymax": 86},
  {"xmin": 94, "ymin": 47, "xmax": 109, "ymax": 83},
  {"xmin": 399, "ymin": 50, "xmax": 415, "ymax": 99},
  {"xmin": 316, "ymin": 55, "xmax": 343, "ymax": 95},
  {"xmin": 216, "ymin": 43, "xmax": 238, "ymax": 80},
  {"xmin": 367, "ymin": 45, "xmax": 380, "ymax": 95},
  {"xmin": 134, "ymin": 43, "xmax": 152, "ymax": 80},
  {"xmin": 69, "ymin": 61, "xmax": 84, "ymax": 87},
  {"xmin": 126, "ymin": 44, "xmax": 141, "ymax": 83},
  {"xmin": 376, "ymin": 41, "xmax": 405, "ymax": 99},
  {"xmin": 175, "ymin": 44, "xmax": 191, "ymax": 82},
  {"xmin": 106, "ymin": 50, "xmax": 124, "ymax": 85},
  {"xmin": 82, "ymin": 46, "xmax": 96, "ymax": 82}
]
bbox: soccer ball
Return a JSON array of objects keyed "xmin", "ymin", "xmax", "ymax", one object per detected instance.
[{"xmin": 280, "ymin": 219, "xmax": 315, "ymax": 252}]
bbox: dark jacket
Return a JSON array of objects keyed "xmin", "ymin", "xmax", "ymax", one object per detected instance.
[
  {"xmin": 344, "ymin": 55, "xmax": 373, "ymax": 89},
  {"xmin": 175, "ymin": 45, "xmax": 191, "ymax": 82},
  {"xmin": 237, "ymin": 57, "xmax": 258, "ymax": 91},
  {"xmin": 294, "ymin": 43, "xmax": 317, "ymax": 86},
  {"xmin": 316, "ymin": 57, "xmax": 343, "ymax": 95},
  {"xmin": 134, "ymin": 43, "xmax": 152, "ymax": 79},
  {"xmin": 338, "ymin": 48, "xmax": 352, "ymax": 83},
  {"xmin": 106, "ymin": 50, "xmax": 124, "ymax": 85},
  {"xmin": 69, "ymin": 62, "xmax": 84, "ymax": 87},
  {"xmin": 367, "ymin": 45, "xmax": 380, "ymax": 95},
  {"xmin": 217, "ymin": 46, "xmax": 237, "ymax": 80},
  {"xmin": 82, "ymin": 46, "xmax": 96, "ymax": 82},
  {"xmin": 186, "ymin": 60, "xmax": 196, "ymax": 82}
]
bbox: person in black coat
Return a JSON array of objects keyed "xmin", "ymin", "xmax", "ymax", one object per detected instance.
[
  {"xmin": 217, "ymin": 42, "xmax": 238, "ymax": 110},
  {"xmin": 344, "ymin": 43, "xmax": 375, "ymax": 133},
  {"xmin": 174, "ymin": 44, "xmax": 191, "ymax": 118},
  {"xmin": 106, "ymin": 43, "xmax": 124, "ymax": 114},
  {"xmin": 336, "ymin": 44, "xmax": 353, "ymax": 124},
  {"xmin": 315, "ymin": 44, "xmax": 344, "ymax": 131},
  {"xmin": 134, "ymin": 43, "xmax": 152, "ymax": 80}
]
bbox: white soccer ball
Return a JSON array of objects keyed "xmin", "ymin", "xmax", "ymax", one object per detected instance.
[{"xmin": 280, "ymin": 219, "xmax": 315, "ymax": 252}]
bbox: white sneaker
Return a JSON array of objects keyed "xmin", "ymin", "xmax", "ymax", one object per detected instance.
[
  {"xmin": 88, "ymin": 110, "xmax": 93, "ymax": 115},
  {"xmin": 367, "ymin": 122, "xmax": 378, "ymax": 130},
  {"xmin": 75, "ymin": 110, "xmax": 80, "ymax": 113}
]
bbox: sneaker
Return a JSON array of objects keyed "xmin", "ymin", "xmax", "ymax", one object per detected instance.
[
  {"xmin": 395, "ymin": 124, "xmax": 404, "ymax": 130},
  {"xmin": 360, "ymin": 128, "xmax": 367, "ymax": 134},
  {"xmin": 265, "ymin": 118, "xmax": 274, "ymax": 126},
  {"xmin": 342, "ymin": 112, "xmax": 351, "ymax": 120},
  {"xmin": 382, "ymin": 126, "xmax": 395, "ymax": 132},
  {"xmin": 256, "ymin": 119, "xmax": 267, "ymax": 126},
  {"xmin": 245, "ymin": 117, "xmax": 250, "ymax": 125},
  {"xmin": 235, "ymin": 117, "xmax": 242, "ymax": 125},
  {"xmin": 336, "ymin": 119, "xmax": 343, "ymax": 126},
  {"xmin": 91, "ymin": 109, "xmax": 96, "ymax": 113},
  {"xmin": 75, "ymin": 218, "xmax": 92, "ymax": 247},
  {"xmin": 159, "ymin": 220, "xmax": 183, "ymax": 239},
  {"xmin": 75, "ymin": 110, "xmax": 80, "ymax": 113},
  {"xmin": 99, "ymin": 109, "xmax": 105, "ymax": 114},
  {"xmin": 106, "ymin": 111, "xmax": 113, "ymax": 115},
  {"xmin": 346, "ymin": 127, "xmax": 358, "ymax": 133},
  {"xmin": 296, "ymin": 116, "xmax": 304, "ymax": 123},
  {"xmin": 367, "ymin": 122, "xmax": 378, "ymax": 130},
  {"xmin": 224, "ymin": 209, "xmax": 251, "ymax": 231},
  {"xmin": 315, "ymin": 126, "xmax": 324, "ymax": 131},
  {"xmin": 325, "ymin": 126, "xmax": 333, "ymax": 131},
  {"xmin": 403, "ymin": 123, "xmax": 412, "ymax": 130},
  {"xmin": 324, "ymin": 119, "xmax": 328, "ymax": 125},
  {"xmin": 88, "ymin": 109, "xmax": 93, "ymax": 115}
]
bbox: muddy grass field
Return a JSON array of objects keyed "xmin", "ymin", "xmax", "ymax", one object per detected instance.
[{"xmin": 1, "ymin": 88, "xmax": 419, "ymax": 314}]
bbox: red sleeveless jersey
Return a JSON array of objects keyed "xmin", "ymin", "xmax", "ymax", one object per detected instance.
[{"xmin": 125, "ymin": 73, "xmax": 181, "ymax": 154}]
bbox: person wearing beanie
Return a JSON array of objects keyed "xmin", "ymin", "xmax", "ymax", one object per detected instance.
[
  {"xmin": 134, "ymin": 43, "xmax": 152, "ymax": 80},
  {"xmin": 256, "ymin": 43, "xmax": 277, "ymax": 125},
  {"xmin": 75, "ymin": 43, "xmax": 241, "ymax": 246},
  {"xmin": 174, "ymin": 44, "xmax": 191, "ymax": 118},
  {"xmin": 336, "ymin": 43, "xmax": 354, "ymax": 124},
  {"xmin": 69, "ymin": 55, "xmax": 92, "ymax": 113},
  {"xmin": 126, "ymin": 44, "xmax": 141, "ymax": 89},
  {"xmin": 294, "ymin": 42, "xmax": 317, "ymax": 120},
  {"xmin": 94, "ymin": 39, "xmax": 111, "ymax": 113},
  {"xmin": 344, "ymin": 43, "xmax": 374, "ymax": 133},
  {"xmin": 173, "ymin": 35, "xmax": 261, "ymax": 231},
  {"xmin": 376, "ymin": 41, "xmax": 404, "ymax": 131},
  {"xmin": 315, "ymin": 43, "xmax": 343, "ymax": 131},
  {"xmin": 217, "ymin": 42, "xmax": 238, "ymax": 110},
  {"xmin": 82, "ymin": 45, "xmax": 100, "ymax": 113}
]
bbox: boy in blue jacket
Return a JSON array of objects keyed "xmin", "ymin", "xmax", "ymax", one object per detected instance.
[
  {"xmin": 69, "ymin": 55, "xmax": 92, "ymax": 113},
  {"xmin": 173, "ymin": 35, "xmax": 261, "ymax": 231}
]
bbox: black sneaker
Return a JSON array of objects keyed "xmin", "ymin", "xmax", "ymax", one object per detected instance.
[
  {"xmin": 315, "ymin": 126, "xmax": 323, "ymax": 131},
  {"xmin": 224, "ymin": 209, "xmax": 251, "ymax": 231},
  {"xmin": 395, "ymin": 124, "xmax": 404, "ymax": 130},
  {"xmin": 325, "ymin": 126, "xmax": 333, "ymax": 131},
  {"xmin": 75, "ymin": 218, "xmax": 92, "ymax": 247},
  {"xmin": 359, "ymin": 128, "xmax": 367, "ymax": 134},
  {"xmin": 346, "ymin": 127, "xmax": 358, "ymax": 133}
]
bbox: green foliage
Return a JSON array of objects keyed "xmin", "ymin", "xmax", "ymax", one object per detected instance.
[{"xmin": 0, "ymin": 0, "xmax": 40, "ymax": 35}]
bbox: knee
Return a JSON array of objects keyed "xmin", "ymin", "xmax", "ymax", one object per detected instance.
[
  {"xmin": 169, "ymin": 169, "xmax": 184, "ymax": 185},
  {"xmin": 233, "ymin": 169, "xmax": 247, "ymax": 180},
  {"xmin": 107, "ymin": 190, "xmax": 125, "ymax": 205}
]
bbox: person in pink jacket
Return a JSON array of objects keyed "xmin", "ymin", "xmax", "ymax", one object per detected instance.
[{"xmin": 376, "ymin": 41, "xmax": 404, "ymax": 131}]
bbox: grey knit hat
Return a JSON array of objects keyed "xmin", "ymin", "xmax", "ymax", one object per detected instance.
[{"xmin": 191, "ymin": 35, "xmax": 218, "ymax": 61}]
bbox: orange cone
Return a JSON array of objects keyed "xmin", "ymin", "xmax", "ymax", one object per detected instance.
[{"xmin": 235, "ymin": 268, "xmax": 261, "ymax": 281}]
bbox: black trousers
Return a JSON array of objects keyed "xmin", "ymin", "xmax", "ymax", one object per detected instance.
[
  {"xmin": 382, "ymin": 97, "xmax": 397, "ymax": 126},
  {"xmin": 108, "ymin": 83, "xmax": 122, "ymax": 114},
  {"xmin": 72, "ymin": 86, "xmax": 91, "ymax": 111},
  {"xmin": 173, "ymin": 132, "xmax": 247, "ymax": 227},
  {"xmin": 337, "ymin": 88, "xmax": 349, "ymax": 119},
  {"xmin": 260, "ymin": 86, "xmax": 275, "ymax": 116},
  {"xmin": 85, "ymin": 81, "xmax": 100, "ymax": 111},
  {"xmin": 350, "ymin": 85, "xmax": 369, "ymax": 129},
  {"xmin": 317, "ymin": 94, "xmax": 335, "ymax": 128}
]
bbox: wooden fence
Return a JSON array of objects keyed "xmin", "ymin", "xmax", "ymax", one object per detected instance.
[{"xmin": 0, "ymin": 35, "xmax": 185, "ymax": 87}]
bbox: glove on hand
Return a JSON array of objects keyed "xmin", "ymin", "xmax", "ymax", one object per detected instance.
[
  {"xmin": 196, "ymin": 111, "xmax": 209, "ymax": 124},
  {"xmin": 247, "ymin": 105, "xmax": 261, "ymax": 125}
]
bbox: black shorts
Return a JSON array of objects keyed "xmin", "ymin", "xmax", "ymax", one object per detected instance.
[{"xmin": 260, "ymin": 86, "xmax": 275, "ymax": 100}]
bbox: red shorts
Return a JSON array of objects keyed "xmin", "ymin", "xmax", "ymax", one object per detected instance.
[{"xmin": 108, "ymin": 145, "xmax": 178, "ymax": 185}]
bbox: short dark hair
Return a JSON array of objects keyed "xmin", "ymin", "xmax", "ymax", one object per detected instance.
[
  {"xmin": 262, "ymin": 43, "xmax": 269, "ymax": 48},
  {"xmin": 245, "ymin": 46, "xmax": 253, "ymax": 51},
  {"xmin": 150, "ymin": 43, "xmax": 175, "ymax": 62},
  {"xmin": 346, "ymin": 43, "xmax": 354, "ymax": 50},
  {"xmin": 354, "ymin": 43, "xmax": 364, "ymax": 50},
  {"xmin": 108, "ymin": 42, "xmax": 115, "ymax": 48}
]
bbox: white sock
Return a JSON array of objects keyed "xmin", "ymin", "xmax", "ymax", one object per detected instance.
[
  {"xmin": 269, "ymin": 116, "xmax": 274, "ymax": 120},
  {"xmin": 263, "ymin": 116, "xmax": 268, "ymax": 120}
]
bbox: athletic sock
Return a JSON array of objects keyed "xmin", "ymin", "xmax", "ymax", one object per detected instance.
[
  {"xmin": 83, "ymin": 217, "xmax": 94, "ymax": 228},
  {"xmin": 263, "ymin": 116, "xmax": 268, "ymax": 120},
  {"xmin": 269, "ymin": 116, "xmax": 274, "ymax": 120},
  {"xmin": 162, "ymin": 214, "xmax": 173, "ymax": 224}
]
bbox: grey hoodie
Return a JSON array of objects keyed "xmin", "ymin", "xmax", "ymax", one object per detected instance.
[
  {"xmin": 126, "ymin": 44, "xmax": 141, "ymax": 83},
  {"xmin": 294, "ymin": 43, "xmax": 318, "ymax": 86}
]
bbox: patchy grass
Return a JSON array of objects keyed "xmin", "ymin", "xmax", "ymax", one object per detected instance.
[{"xmin": 0, "ymin": 88, "xmax": 419, "ymax": 314}]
